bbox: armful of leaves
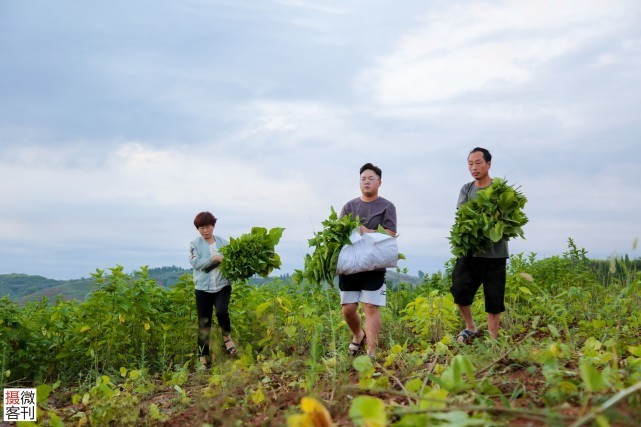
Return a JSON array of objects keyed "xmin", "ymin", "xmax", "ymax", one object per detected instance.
[
  {"xmin": 220, "ymin": 226, "xmax": 285, "ymax": 283},
  {"xmin": 448, "ymin": 178, "xmax": 528, "ymax": 258},
  {"xmin": 294, "ymin": 207, "xmax": 361, "ymax": 287}
]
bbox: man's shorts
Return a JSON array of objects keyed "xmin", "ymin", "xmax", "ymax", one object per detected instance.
[
  {"xmin": 450, "ymin": 256, "xmax": 507, "ymax": 314},
  {"xmin": 339, "ymin": 270, "xmax": 386, "ymax": 306},
  {"xmin": 340, "ymin": 284, "xmax": 387, "ymax": 307}
]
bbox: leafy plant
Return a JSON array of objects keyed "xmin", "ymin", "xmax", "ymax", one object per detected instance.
[
  {"xmin": 220, "ymin": 226, "xmax": 285, "ymax": 282},
  {"xmin": 3, "ymin": 238, "xmax": 641, "ymax": 426},
  {"xmin": 400, "ymin": 290, "xmax": 460, "ymax": 343},
  {"xmin": 294, "ymin": 207, "xmax": 361, "ymax": 286},
  {"xmin": 449, "ymin": 177, "xmax": 528, "ymax": 257},
  {"xmin": 349, "ymin": 395, "xmax": 386, "ymax": 427}
]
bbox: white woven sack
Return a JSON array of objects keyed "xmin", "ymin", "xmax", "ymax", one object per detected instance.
[{"xmin": 336, "ymin": 231, "xmax": 398, "ymax": 275}]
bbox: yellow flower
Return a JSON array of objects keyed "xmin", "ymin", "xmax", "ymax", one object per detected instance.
[{"xmin": 287, "ymin": 397, "xmax": 332, "ymax": 427}]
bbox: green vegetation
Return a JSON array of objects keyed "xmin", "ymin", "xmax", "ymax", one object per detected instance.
[
  {"xmin": 1, "ymin": 240, "xmax": 640, "ymax": 425},
  {"xmin": 0, "ymin": 268, "xmax": 416, "ymax": 303},
  {"xmin": 0, "ymin": 267, "xmax": 189, "ymax": 303},
  {"xmin": 0, "ymin": 273, "xmax": 78, "ymax": 299},
  {"xmin": 220, "ymin": 226, "xmax": 285, "ymax": 283},
  {"xmin": 294, "ymin": 207, "xmax": 361, "ymax": 286},
  {"xmin": 449, "ymin": 178, "xmax": 528, "ymax": 257}
]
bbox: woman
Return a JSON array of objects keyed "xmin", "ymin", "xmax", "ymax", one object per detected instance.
[{"xmin": 189, "ymin": 211, "xmax": 237, "ymax": 369}]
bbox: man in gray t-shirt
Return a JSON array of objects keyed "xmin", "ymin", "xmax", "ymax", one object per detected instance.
[
  {"xmin": 450, "ymin": 147, "xmax": 508, "ymax": 344},
  {"xmin": 339, "ymin": 162, "xmax": 397, "ymax": 358}
]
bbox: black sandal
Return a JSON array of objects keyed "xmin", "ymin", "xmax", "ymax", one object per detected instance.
[
  {"xmin": 348, "ymin": 331, "xmax": 366, "ymax": 356},
  {"xmin": 456, "ymin": 329, "xmax": 481, "ymax": 344},
  {"xmin": 224, "ymin": 339, "xmax": 237, "ymax": 355}
]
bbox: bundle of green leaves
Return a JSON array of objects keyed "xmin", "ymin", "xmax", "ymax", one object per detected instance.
[
  {"xmin": 294, "ymin": 207, "xmax": 361, "ymax": 286},
  {"xmin": 449, "ymin": 178, "xmax": 528, "ymax": 258},
  {"xmin": 220, "ymin": 227, "xmax": 285, "ymax": 283}
]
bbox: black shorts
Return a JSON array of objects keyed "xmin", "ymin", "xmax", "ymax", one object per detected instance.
[
  {"xmin": 450, "ymin": 256, "xmax": 507, "ymax": 314},
  {"xmin": 338, "ymin": 270, "xmax": 386, "ymax": 292}
]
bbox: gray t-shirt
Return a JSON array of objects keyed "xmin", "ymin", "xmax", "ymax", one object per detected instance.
[
  {"xmin": 457, "ymin": 181, "xmax": 509, "ymax": 258},
  {"xmin": 340, "ymin": 197, "xmax": 397, "ymax": 233}
]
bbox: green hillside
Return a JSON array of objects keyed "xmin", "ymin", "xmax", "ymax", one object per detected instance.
[
  {"xmin": 1, "ymin": 266, "xmax": 422, "ymax": 303},
  {"xmin": 0, "ymin": 273, "xmax": 83, "ymax": 300}
]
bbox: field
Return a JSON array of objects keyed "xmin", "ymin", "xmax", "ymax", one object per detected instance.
[{"xmin": 1, "ymin": 240, "xmax": 640, "ymax": 426}]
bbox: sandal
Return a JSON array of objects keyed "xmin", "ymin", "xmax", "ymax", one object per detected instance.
[
  {"xmin": 196, "ymin": 356, "xmax": 210, "ymax": 371},
  {"xmin": 224, "ymin": 339, "xmax": 237, "ymax": 355},
  {"xmin": 348, "ymin": 331, "xmax": 366, "ymax": 356},
  {"xmin": 456, "ymin": 329, "xmax": 482, "ymax": 344}
]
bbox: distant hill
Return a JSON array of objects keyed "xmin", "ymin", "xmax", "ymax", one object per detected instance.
[
  {"xmin": 0, "ymin": 267, "xmax": 192, "ymax": 303},
  {"xmin": 0, "ymin": 274, "xmax": 95, "ymax": 302},
  {"xmin": 1, "ymin": 266, "xmax": 422, "ymax": 303}
]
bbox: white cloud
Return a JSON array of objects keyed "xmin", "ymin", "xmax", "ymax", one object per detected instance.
[
  {"xmin": 358, "ymin": 0, "xmax": 632, "ymax": 104},
  {"xmin": 1, "ymin": 142, "xmax": 317, "ymax": 211}
]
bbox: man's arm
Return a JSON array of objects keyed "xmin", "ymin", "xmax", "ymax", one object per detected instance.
[
  {"xmin": 364, "ymin": 203, "xmax": 396, "ymax": 236},
  {"xmin": 358, "ymin": 225, "xmax": 396, "ymax": 236},
  {"xmin": 457, "ymin": 183, "xmax": 472, "ymax": 208}
]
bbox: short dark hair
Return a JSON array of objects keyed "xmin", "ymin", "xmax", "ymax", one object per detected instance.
[
  {"xmin": 194, "ymin": 211, "xmax": 217, "ymax": 228},
  {"xmin": 360, "ymin": 162, "xmax": 382, "ymax": 179},
  {"xmin": 469, "ymin": 147, "xmax": 492, "ymax": 163}
]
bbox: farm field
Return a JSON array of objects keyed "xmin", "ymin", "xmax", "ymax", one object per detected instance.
[{"xmin": 2, "ymin": 241, "xmax": 640, "ymax": 426}]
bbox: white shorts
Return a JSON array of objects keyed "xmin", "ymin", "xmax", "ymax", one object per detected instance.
[{"xmin": 340, "ymin": 284, "xmax": 387, "ymax": 307}]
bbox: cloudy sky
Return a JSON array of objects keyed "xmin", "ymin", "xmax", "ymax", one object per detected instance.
[{"xmin": 1, "ymin": 0, "xmax": 640, "ymax": 280}]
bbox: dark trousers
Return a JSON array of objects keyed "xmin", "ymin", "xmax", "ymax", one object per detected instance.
[
  {"xmin": 195, "ymin": 286, "xmax": 232, "ymax": 357},
  {"xmin": 450, "ymin": 256, "xmax": 507, "ymax": 314}
]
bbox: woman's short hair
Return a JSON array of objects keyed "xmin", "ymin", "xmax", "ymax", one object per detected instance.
[{"xmin": 194, "ymin": 211, "xmax": 217, "ymax": 228}]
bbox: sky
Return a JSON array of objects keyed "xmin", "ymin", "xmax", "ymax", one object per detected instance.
[{"xmin": 1, "ymin": 0, "xmax": 640, "ymax": 280}]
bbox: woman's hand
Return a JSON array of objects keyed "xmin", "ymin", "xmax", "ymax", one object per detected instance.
[{"xmin": 211, "ymin": 255, "xmax": 224, "ymax": 263}]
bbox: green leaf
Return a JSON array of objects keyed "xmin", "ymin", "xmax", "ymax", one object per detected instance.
[
  {"xmin": 518, "ymin": 286, "xmax": 533, "ymax": 295},
  {"xmin": 489, "ymin": 222, "xmax": 504, "ymax": 242},
  {"xmin": 579, "ymin": 360, "xmax": 607, "ymax": 392},
  {"xmin": 419, "ymin": 387, "xmax": 449, "ymax": 410},
  {"xmin": 435, "ymin": 355, "xmax": 475, "ymax": 394},
  {"xmin": 348, "ymin": 396, "xmax": 386, "ymax": 427},
  {"xmin": 595, "ymin": 415, "xmax": 611, "ymax": 427},
  {"xmin": 268, "ymin": 227, "xmax": 285, "ymax": 244},
  {"xmin": 255, "ymin": 301, "xmax": 272, "ymax": 318},
  {"xmin": 582, "ymin": 337, "xmax": 602, "ymax": 352},
  {"xmin": 36, "ymin": 384, "xmax": 52, "ymax": 402},
  {"xmin": 628, "ymin": 345, "xmax": 641, "ymax": 357},
  {"xmin": 404, "ymin": 378, "xmax": 423, "ymax": 393},
  {"xmin": 353, "ymin": 355, "xmax": 373, "ymax": 373}
]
